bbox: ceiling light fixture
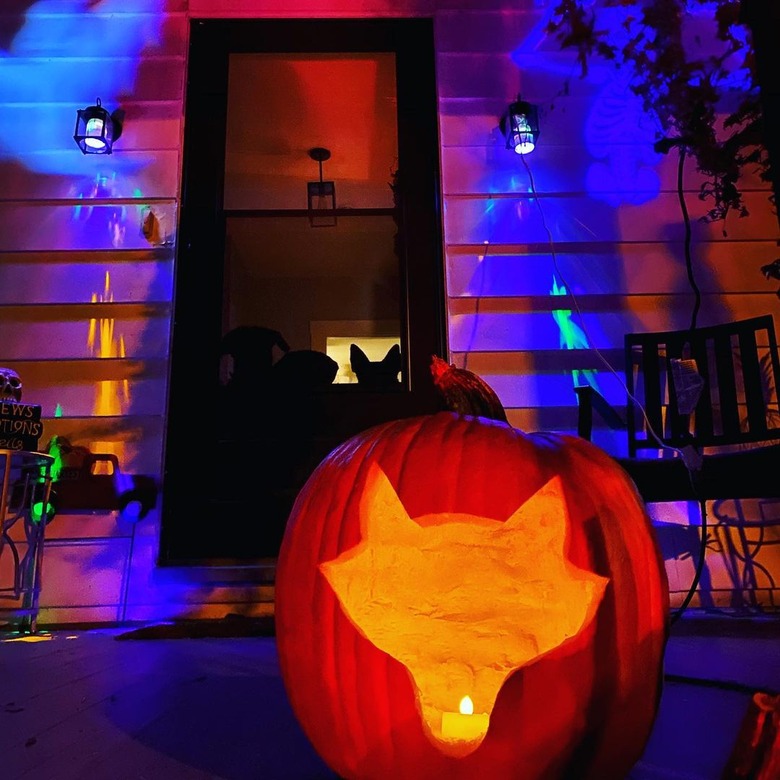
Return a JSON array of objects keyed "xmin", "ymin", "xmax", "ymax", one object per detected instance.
[{"xmin": 307, "ymin": 147, "xmax": 337, "ymax": 227}]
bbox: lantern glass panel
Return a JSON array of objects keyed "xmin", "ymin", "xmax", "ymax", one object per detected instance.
[
  {"xmin": 510, "ymin": 114, "xmax": 535, "ymax": 154},
  {"xmin": 84, "ymin": 117, "xmax": 106, "ymax": 148}
]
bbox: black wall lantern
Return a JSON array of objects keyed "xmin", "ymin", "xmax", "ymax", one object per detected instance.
[
  {"xmin": 307, "ymin": 147, "xmax": 337, "ymax": 227},
  {"xmin": 74, "ymin": 98, "xmax": 120, "ymax": 155},
  {"xmin": 500, "ymin": 96, "xmax": 540, "ymax": 155}
]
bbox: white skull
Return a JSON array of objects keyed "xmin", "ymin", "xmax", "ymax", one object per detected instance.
[{"xmin": 0, "ymin": 367, "xmax": 22, "ymax": 402}]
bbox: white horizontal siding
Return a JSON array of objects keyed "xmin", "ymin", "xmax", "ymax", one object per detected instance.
[{"xmin": 1, "ymin": 0, "xmax": 778, "ymax": 627}]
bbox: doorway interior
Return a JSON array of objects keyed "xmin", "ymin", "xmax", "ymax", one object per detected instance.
[{"xmin": 160, "ymin": 18, "xmax": 446, "ymax": 565}]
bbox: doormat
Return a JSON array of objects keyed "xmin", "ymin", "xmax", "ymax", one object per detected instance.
[{"xmin": 115, "ymin": 613, "xmax": 275, "ymax": 640}]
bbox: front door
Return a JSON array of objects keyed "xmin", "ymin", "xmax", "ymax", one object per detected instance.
[{"xmin": 160, "ymin": 19, "xmax": 445, "ymax": 564}]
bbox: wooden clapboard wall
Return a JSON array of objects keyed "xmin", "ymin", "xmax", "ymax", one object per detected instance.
[
  {"xmin": 435, "ymin": 0, "xmax": 780, "ymax": 611},
  {"xmin": 437, "ymin": 3, "xmax": 780, "ymax": 444},
  {"xmin": 0, "ymin": 0, "xmax": 187, "ymax": 624},
  {"xmin": 437, "ymin": 2, "xmax": 780, "ymax": 608},
  {"xmin": 0, "ymin": 0, "xmax": 777, "ymax": 625}
]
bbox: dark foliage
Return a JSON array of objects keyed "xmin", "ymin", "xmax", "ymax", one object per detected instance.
[{"xmin": 546, "ymin": 0, "xmax": 774, "ymax": 226}]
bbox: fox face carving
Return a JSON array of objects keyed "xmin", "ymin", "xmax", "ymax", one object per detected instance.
[{"xmin": 320, "ymin": 463, "xmax": 609, "ymax": 755}]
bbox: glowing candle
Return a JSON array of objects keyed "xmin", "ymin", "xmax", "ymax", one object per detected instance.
[{"xmin": 441, "ymin": 695, "xmax": 489, "ymax": 742}]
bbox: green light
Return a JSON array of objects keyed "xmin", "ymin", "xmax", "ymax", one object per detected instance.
[
  {"xmin": 46, "ymin": 435, "xmax": 64, "ymax": 481},
  {"xmin": 550, "ymin": 275, "xmax": 598, "ymax": 389},
  {"xmin": 31, "ymin": 501, "xmax": 54, "ymax": 524}
]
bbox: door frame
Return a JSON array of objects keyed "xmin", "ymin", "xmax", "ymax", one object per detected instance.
[{"xmin": 160, "ymin": 18, "xmax": 446, "ymax": 565}]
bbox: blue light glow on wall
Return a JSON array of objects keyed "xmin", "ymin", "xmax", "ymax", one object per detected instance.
[
  {"xmin": 469, "ymin": 0, "xmax": 760, "ymax": 426},
  {"xmin": 583, "ymin": 76, "xmax": 662, "ymax": 207},
  {"xmin": 0, "ymin": 0, "xmax": 164, "ymax": 176},
  {"xmin": 0, "ymin": 0, "xmax": 167, "ymax": 262},
  {"xmin": 70, "ymin": 172, "xmax": 136, "ymax": 248},
  {"xmin": 510, "ymin": 2, "xmax": 754, "ymax": 210}
]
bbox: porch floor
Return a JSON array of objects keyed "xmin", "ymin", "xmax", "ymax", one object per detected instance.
[{"xmin": 1, "ymin": 611, "xmax": 778, "ymax": 779}]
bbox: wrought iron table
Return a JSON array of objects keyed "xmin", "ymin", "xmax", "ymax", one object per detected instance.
[{"xmin": 0, "ymin": 449, "xmax": 55, "ymax": 633}]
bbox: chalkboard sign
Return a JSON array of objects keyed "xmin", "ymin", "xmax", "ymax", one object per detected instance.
[{"xmin": 0, "ymin": 402, "xmax": 43, "ymax": 451}]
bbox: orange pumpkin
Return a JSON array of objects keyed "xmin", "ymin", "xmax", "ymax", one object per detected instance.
[{"xmin": 275, "ymin": 412, "xmax": 669, "ymax": 780}]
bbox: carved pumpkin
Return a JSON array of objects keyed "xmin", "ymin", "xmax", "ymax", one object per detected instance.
[{"xmin": 275, "ymin": 412, "xmax": 669, "ymax": 780}]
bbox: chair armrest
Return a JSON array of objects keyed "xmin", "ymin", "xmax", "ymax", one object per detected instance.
[{"xmin": 574, "ymin": 385, "xmax": 626, "ymax": 441}]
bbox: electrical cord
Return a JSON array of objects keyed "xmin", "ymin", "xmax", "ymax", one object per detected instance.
[
  {"xmin": 520, "ymin": 153, "xmax": 685, "ymax": 457},
  {"xmin": 664, "ymin": 671, "xmax": 778, "ymax": 697},
  {"xmin": 670, "ymin": 498, "xmax": 708, "ymax": 623},
  {"xmin": 519, "ymin": 152, "xmax": 707, "ymax": 624},
  {"xmin": 677, "ymin": 146, "xmax": 701, "ymax": 333},
  {"xmin": 462, "ymin": 239, "xmax": 492, "ymax": 372}
]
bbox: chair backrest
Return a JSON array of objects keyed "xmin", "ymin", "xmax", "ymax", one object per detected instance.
[{"xmin": 624, "ymin": 315, "xmax": 780, "ymax": 457}]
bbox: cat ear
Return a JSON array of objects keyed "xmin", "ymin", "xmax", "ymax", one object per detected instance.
[
  {"xmin": 383, "ymin": 343, "xmax": 402, "ymax": 362},
  {"xmin": 350, "ymin": 344, "xmax": 369, "ymax": 369}
]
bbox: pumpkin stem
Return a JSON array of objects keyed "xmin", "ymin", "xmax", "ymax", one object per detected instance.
[{"xmin": 430, "ymin": 355, "xmax": 509, "ymax": 424}]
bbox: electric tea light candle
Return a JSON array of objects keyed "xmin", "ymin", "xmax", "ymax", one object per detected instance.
[{"xmin": 441, "ymin": 696, "xmax": 489, "ymax": 742}]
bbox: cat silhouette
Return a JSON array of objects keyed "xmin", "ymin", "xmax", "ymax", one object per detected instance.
[
  {"xmin": 219, "ymin": 326, "xmax": 290, "ymax": 388},
  {"xmin": 271, "ymin": 349, "xmax": 338, "ymax": 390},
  {"xmin": 350, "ymin": 344, "xmax": 402, "ymax": 388}
]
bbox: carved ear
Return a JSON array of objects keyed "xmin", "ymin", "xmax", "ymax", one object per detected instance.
[
  {"xmin": 503, "ymin": 476, "xmax": 568, "ymax": 548},
  {"xmin": 350, "ymin": 344, "xmax": 369, "ymax": 372},
  {"xmin": 359, "ymin": 462, "xmax": 418, "ymax": 542}
]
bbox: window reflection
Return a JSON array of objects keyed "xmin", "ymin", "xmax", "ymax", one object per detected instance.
[{"xmin": 222, "ymin": 215, "xmax": 402, "ymax": 393}]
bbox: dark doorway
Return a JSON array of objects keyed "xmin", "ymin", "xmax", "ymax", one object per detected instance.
[{"xmin": 160, "ymin": 19, "xmax": 446, "ymax": 565}]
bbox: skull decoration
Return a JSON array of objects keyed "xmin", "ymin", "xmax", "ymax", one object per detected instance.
[{"xmin": 0, "ymin": 367, "xmax": 22, "ymax": 402}]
